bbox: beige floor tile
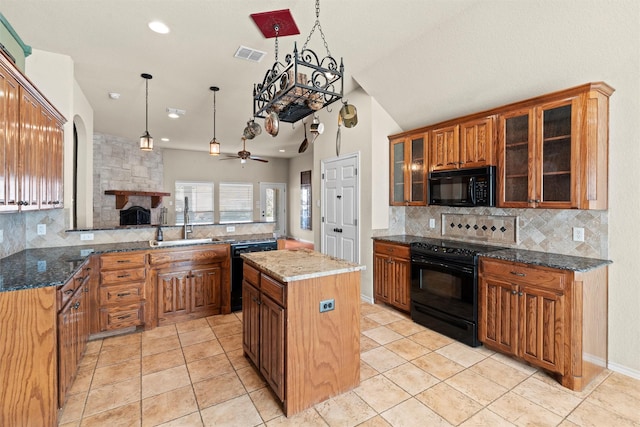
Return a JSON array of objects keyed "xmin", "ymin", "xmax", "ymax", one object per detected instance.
[
  {"xmin": 360, "ymin": 302, "xmax": 385, "ymax": 315},
  {"xmin": 383, "ymin": 362, "xmax": 439, "ymax": 395},
  {"xmin": 236, "ymin": 365, "xmax": 267, "ymax": 392},
  {"xmin": 355, "ymin": 415, "xmax": 392, "ymax": 426},
  {"xmin": 141, "ymin": 385, "xmax": 199, "ymax": 427},
  {"xmin": 381, "ymin": 397, "xmax": 451, "ymax": 427},
  {"xmin": 567, "ymin": 399, "xmax": 639, "ymax": 427},
  {"xmin": 584, "ymin": 374, "xmax": 640, "ymax": 422},
  {"xmin": 600, "ymin": 371, "xmax": 640, "ymax": 400},
  {"xmin": 360, "ymin": 361, "xmax": 379, "ymax": 382},
  {"xmin": 79, "ymin": 401, "xmax": 141, "ymax": 427},
  {"xmin": 207, "ymin": 312, "xmax": 240, "ymax": 327},
  {"xmin": 416, "ymin": 382, "xmax": 483, "ymax": 425},
  {"xmin": 412, "ymin": 352, "xmax": 465, "ymax": 380},
  {"xmin": 101, "ymin": 331, "xmax": 141, "ymax": 350},
  {"xmin": 354, "ymin": 375, "xmax": 411, "ymax": 413},
  {"xmin": 459, "ymin": 408, "xmax": 514, "ymax": 426},
  {"xmin": 156, "ymin": 411, "xmax": 204, "ymax": 427},
  {"xmin": 84, "ymin": 339, "xmax": 103, "ymax": 355},
  {"xmin": 365, "ymin": 310, "xmax": 404, "ymax": 325},
  {"xmin": 58, "ymin": 421, "xmax": 79, "ymax": 427},
  {"xmin": 557, "ymin": 420, "xmax": 581, "ymax": 427},
  {"xmin": 91, "ymin": 359, "xmax": 141, "ymax": 390},
  {"xmin": 178, "ymin": 327, "xmax": 216, "ymax": 347},
  {"xmin": 384, "ymin": 337, "xmax": 430, "ymax": 361},
  {"xmin": 175, "ymin": 317, "xmax": 210, "ymax": 333},
  {"xmin": 193, "ymin": 370, "xmax": 246, "ymax": 409},
  {"xmin": 141, "ymin": 364, "xmax": 191, "ymax": 399},
  {"xmin": 360, "ymin": 334, "xmax": 381, "ymax": 352},
  {"xmin": 360, "ymin": 316, "xmax": 382, "ymax": 331},
  {"xmin": 435, "ymin": 342, "xmax": 487, "ymax": 368},
  {"xmin": 511, "ymin": 377, "xmax": 582, "ymax": 417},
  {"xmin": 315, "ymin": 390, "xmax": 377, "ymax": 426},
  {"xmin": 201, "ymin": 395, "xmax": 262, "ymax": 427},
  {"xmin": 142, "ymin": 324, "xmax": 177, "ymax": 340},
  {"xmin": 141, "ymin": 347, "xmax": 185, "ymax": 376},
  {"xmin": 249, "ymin": 386, "xmax": 285, "ymax": 422},
  {"xmin": 408, "ymin": 329, "xmax": 454, "ymax": 350},
  {"xmin": 489, "ymin": 352, "xmax": 538, "ymax": 375},
  {"xmin": 468, "ymin": 357, "xmax": 531, "ymax": 389},
  {"xmin": 187, "ymin": 353, "xmax": 234, "ymax": 383},
  {"xmin": 362, "ymin": 325, "xmax": 404, "ymax": 345},
  {"xmin": 67, "ymin": 365, "xmax": 94, "ymax": 395},
  {"xmin": 78, "ymin": 351, "xmax": 100, "ymax": 369},
  {"xmin": 211, "ymin": 319, "xmax": 243, "ymax": 337},
  {"xmin": 489, "ymin": 392, "xmax": 563, "ymax": 426},
  {"xmin": 182, "ymin": 338, "xmax": 224, "ymax": 363},
  {"xmin": 142, "ymin": 334, "xmax": 181, "ymax": 357},
  {"xmin": 96, "ymin": 344, "xmax": 141, "ymax": 368},
  {"xmin": 83, "ymin": 377, "xmax": 140, "ymax": 417},
  {"xmin": 266, "ymin": 407, "xmax": 327, "ymax": 426},
  {"xmin": 226, "ymin": 347, "xmax": 252, "ymax": 370},
  {"xmin": 218, "ymin": 332, "xmax": 243, "ymax": 352},
  {"xmin": 385, "ymin": 318, "xmax": 427, "ymax": 337},
  {"xmin": 445, "ymin": 369, "xmax": 508, "ymax": 406},
  {"xmin": 361, "ymin": 347, "xmax": 407, "ymax": 373},
  {"xmin": 58, "ymin": 391, "xmax": 88, "ymax": 424}
]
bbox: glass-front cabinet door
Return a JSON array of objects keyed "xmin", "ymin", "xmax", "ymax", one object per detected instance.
[
  {"xmin": 389, "ymin": 134, "xmax": 426, "ymax": 206},
  {"xmin": 498, "ymin": 108, "xmax": 534, "ymax": 207}
]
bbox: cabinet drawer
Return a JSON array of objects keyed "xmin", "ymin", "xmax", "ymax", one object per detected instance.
[
  {"xmin": 100, "ymin": 303, "xmax": 145, "ymax": 331},
  {"xmin": 243, "ymin": 263, "xmax": 260, "ymax": 288},
  {"xmin": 480, "ymin": 259, "xmax": 567, "ymax": 291},
  {"xmin": 100, "ymin": 252, "xmax": 147, "ymax": 269},
  {"xmin": 374, "ymin": 242, "xmax": 410, "ymax": 259},
  {"xmin": 100, "ymin": 282, "xmax": 145, "ymax": 305},
  {"xmin": 57, "ymin": 278, "xmax": 78, "ymax": 309},
  {"xmin": 101, "ymin": 267, "xmax": 146, "ymax": 285},
  {"xmin": 261, "ymin": 274, "xmax": 285, "ymax": 307},
  {"xmin": 149, "ymin": 244, "xmax": 229, "ymax": 265}
]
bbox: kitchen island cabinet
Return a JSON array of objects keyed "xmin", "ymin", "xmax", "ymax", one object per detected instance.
[{"xmin": 241, "ymin": 248, "xmax": 364, "ymax": 416}]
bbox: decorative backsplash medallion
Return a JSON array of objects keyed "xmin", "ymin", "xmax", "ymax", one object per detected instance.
[{"xmin": 441, "ymin": 213, "xmax": 517, "ymax": 244}]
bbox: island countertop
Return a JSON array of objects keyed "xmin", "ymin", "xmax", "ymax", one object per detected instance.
[{"xmin": 241, "ymin": 248, "xmax": 365, "ymax": 282}]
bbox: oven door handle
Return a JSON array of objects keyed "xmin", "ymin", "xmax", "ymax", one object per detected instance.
[
  {"xmin": 412, "ymin": 258, "xmax": 475, "ymax": 274},
  {"xmin": 468, "ymin": 177, "xmax": 476, "ymax": 205}
]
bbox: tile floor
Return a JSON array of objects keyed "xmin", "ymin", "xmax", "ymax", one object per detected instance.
[{"xmin": 59, "ymin": 302, "xmax": 640, "ymax": 426}]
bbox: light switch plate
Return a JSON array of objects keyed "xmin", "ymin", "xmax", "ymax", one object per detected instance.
[
  {"xmin": 80, "ymin": 233, "xmax": 94, "ymax": 241},
  {"xmin": 37, "ymin": 224, "xmax": 46, "ymax": 235},
  {"xmin": 0, "ymin": 229, "xmax": 3, "ymax": 243},
  {"xmin": 429, "ymin": 218, "xmax": 436, "ymax": 229},
  {"xmin": 226, "ymin": 226, "xmax": 235, "ymax": 233}
]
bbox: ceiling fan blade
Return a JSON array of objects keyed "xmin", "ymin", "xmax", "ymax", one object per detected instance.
[
  {"xmin": 220, "ymin": 156, "xmax": 240, "ymax": 160},
  {"xmin": 250, "ymin": 157, "xmax": 269, "ymax": 163}
]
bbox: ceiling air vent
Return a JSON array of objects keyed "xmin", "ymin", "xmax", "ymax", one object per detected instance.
[{"xmin": 234, "ymin": 45, "xmax": 266, "ymax": 63}]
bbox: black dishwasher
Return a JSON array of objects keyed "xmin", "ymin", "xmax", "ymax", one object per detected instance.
[{"xmin": 231, "ymin": 241, "xmax": 278, "ymax": 312}]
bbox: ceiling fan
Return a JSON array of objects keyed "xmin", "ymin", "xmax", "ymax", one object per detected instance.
[{"xmin": 221, "ymin": 137, "xmax": 268, "ymax": 163}]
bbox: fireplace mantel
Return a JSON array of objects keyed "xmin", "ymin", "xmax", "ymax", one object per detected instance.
[{"xmin": 104, "ymin": 190, "xmax": 171, "ymax": 209}]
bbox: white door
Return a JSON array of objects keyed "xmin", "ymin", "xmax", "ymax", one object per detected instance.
[
  {"xmin": 321, "ymin": 154, "xmax": 359, "ymax": 262},
  {"xmin": 259, "ymin": 183, "xmax": 286, "ymax": 237}
]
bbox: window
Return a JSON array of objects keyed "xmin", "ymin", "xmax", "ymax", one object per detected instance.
[
  {"xmin": 175, "ymin": 181, "xmax": 214, "ymax": 225},
  {"xmin": 300, "ymin": 171, "xmax": 312, "ymax": 230},
  {"xmin": 219, "ymin": 182, "xmax": 253, "ymax": 223}
]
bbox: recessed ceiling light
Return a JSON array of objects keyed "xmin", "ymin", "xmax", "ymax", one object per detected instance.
[
  {"xmin": 108, "ymin": 92, "xmax": 120, "ymax": 100},
  {"xmin": 279, "ymin": 149, "xmax": 286, "ymax": 152},
  {"xmin": 148, "ymin": 21, "xmax": 170, "ymax": 34},
  {"xmin": 166, "ymin": 107, "xmax": 186, "ymax": 119},
  {"xmin": 161, "ymin": 138, "xmax": 170, "ymax": 142}
]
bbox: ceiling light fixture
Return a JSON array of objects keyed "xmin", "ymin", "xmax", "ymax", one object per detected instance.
[
  {"xmin": 108, "ymin": 92, "xmax": 120, "ymax": 100},
  {"xmin": 161, "ymin": 138, "xmax": 170, "ymax": 142},
  {"xmin": 139, "ymin": 73, "xmax": 153, "ymax": 151},
  {"xmin": 251, "ymin": 0, "xmax": 344, "ymax": 125},
  {"xmin": 208, "ymin": 86, "xmax": 221, "ymax": 156},
  {"xmin": 148, "ymin": 21, "xmax": 170, "ymax": 34},
  {"xmin": 166, "ymin": 107, "xmax": 186, "ymax": 119}
]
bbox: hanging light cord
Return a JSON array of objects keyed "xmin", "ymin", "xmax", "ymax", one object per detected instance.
[
  {"xmin": 213, "ymin": 89, "xmax": 217, "ymax": 140},
  {"xmin": 302, "ymin": 0, "xmax": 331, "ymax": 57},
  {"xmin": 274, "ymin": 24, "xmax": 280, "ymax": 62},
  {"xmin": 144, "ymin": 78, "xmax": 149, "ymax": 132}
]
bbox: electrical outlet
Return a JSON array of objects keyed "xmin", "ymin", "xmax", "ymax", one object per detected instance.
[
  {"xmin": 319, "ymin": 299, "xmax": 335, "ymax": 313},
  {"xmin": 429, "ymin": 218, "xmax": 436, "ymax": 229},
  {"xmin": 80, "ymin": 233, "xmax": 94, "ymax": 241},
  {"xmin": 573, "ymin": 227, "xmax": 585, "ymax": 242},
  {"xmin": 37, "ymin": 224, "xmax": 46, "ymax": 235},
  {"xmin": 226, "ymin": 226, "xmax": 235, "ymax": 233},
  {"xmin": 37, "ymin": 260, "xmax": 46, "ymax": 272},
  {"xmin": 80, "ymin": 249, "xmax": 94, "ymax": 257},
  {"xmin": 0, "ymin": 229, "xmax": 3, "ymax": 243}
]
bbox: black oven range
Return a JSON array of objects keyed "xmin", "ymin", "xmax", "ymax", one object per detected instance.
[{"xmin": 410, "ymin": 239, "xmax": 503, "ymax": 347}]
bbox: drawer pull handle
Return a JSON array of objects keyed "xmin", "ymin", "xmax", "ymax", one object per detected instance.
[
  {"xmin": 117, "ymin": 274, "xmax": 131, "ymax": 278},
  {"xmin": 117, "ymin": 314, "xmax": 132, "ymax": 320},
  {"xmin": 116, "ymin": 292, "xmax": 131, "ymax": 297},
  {"xmin": 510, "ymin": 271, "xmax": 526, "ymax": 277},
  {"xmin": 116, "ymin": 260, "xmax": 131, "ymax": 263}
]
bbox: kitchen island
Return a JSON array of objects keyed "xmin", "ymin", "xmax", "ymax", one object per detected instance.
[{"xmin": 241, "ymin": 248, "xmax": 364, "ymax": 417}]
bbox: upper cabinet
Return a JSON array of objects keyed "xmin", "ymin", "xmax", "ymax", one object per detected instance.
[
  {"xmin": 389, "ymin": 133, "xmax": 427, "ymax": 206},
  {"xmin": 0, "ymin": 50, "xmax": 65, "ymax": 213},
  {"xmin": 497, "ymin": 84, "xmax": 613, "ymax": 209},
  {"xmin": 431, "ymin": 117, "xmax": 494, "ymax": 171}
]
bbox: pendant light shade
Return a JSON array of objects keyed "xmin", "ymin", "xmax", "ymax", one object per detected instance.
[
  {"xmin": 209, "ymin": 86, "xmax": 221, "ymax": 156},
  {"xmin": 139, "ymin": 73, "xmax": 153, "ymax": 151}
]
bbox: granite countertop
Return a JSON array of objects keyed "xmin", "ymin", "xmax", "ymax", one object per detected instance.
[
  {"xmin": 0, "ymin": 235, "xmax": 275, "ymax": 293},
  {"xmin": 241, "ymin": 248, "xmax": 365, "ymax": 282},
  {"xmin": 373, "ymin": 235, "xmax": 611, "ymax": 272}
]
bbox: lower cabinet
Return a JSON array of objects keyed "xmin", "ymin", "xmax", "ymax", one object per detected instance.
[
  {"xmin": 478, "ymin": 257, "xmax": 608, "ymax": 391},
  {"xmin": 373, "ymin": 241, "xmax": 411, "ymax": 312}
]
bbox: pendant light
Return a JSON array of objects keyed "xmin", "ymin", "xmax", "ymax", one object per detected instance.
[
  {"xmin": 139, "ymin": 73, "xmax": 153, "ymax": 151},
  {"xmin": 209, "ymin": 86, "xmax": 221, "ymax": 156}
]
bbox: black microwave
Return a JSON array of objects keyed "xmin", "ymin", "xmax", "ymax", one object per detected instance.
[{"xmin": 428, "ymin": 166, "xmax": 496, "ymax": 207}]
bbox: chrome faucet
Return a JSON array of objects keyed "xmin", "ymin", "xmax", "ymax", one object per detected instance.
[{"xmin": 183, "ymin": 196, "xmax": 193, "ymax": 239}]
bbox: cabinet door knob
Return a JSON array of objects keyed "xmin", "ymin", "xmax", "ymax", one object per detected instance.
[
  {"xmin": 511, "ymin": 290, "xmax": 517, "ymax": 295},
  {"xmin": 518, "ymin": 291, "xmax": 524, "ymax": 296}
]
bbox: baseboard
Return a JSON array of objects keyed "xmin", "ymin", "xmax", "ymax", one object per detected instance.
[
  {"xmin": 608, "ymin": 361, "xmax": 640, "ymax": 380},
  {"xmin": 360, "ymin": 294, "xmax": 374, "ymax": 304}
]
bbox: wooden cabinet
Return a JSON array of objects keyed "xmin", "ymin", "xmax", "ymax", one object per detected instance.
[
  {"xmin": 373, "ymin": 241, "xmax": 411, "ymax": 312},
  {"xmin": 57, "ymin": 263, "xmax": 91, "ymax": 408},
  {"xmin": 0, "ymin": 50, "xmax": 65, "ymax": 212},
  {"xmin": 98, "ymin": 251, "xmax": 147, "ymax": 332},
  {"xmin": 430, "ymin": 117, "xmax": 494, "ymax": 171},
  {"xmin": 389, "ymin": 133, "xmax": 427, "ymax": 206},
  {"xmin": 149, "ymin": 244, "xmax": 230, "ymax": 326},
  {"xmin": 478, "ymin": 257, "xmax": 608, "ymax": 391},
  {"xmin": 497, "ymin": 83, "xmax": 613, "ymax": 209}
]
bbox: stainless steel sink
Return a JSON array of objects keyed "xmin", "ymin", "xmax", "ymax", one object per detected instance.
[{"xmin": 149, "ymin": 237, "xmax": 218, "ymax": 247}]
